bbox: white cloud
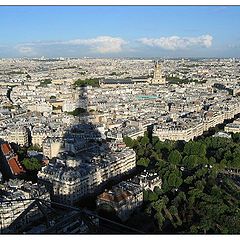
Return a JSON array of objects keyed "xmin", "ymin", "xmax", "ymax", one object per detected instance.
[
  {"xmin": 16, "ymin": 46, "xmax": 35, "ymax": 54},
  {"xmin": 139, "ymin": 35, "xmax": 213, "ymax": 50},
  {"xmin": 16, "ymin": 36, "xmax": 127, "ymax": 54},
  {"xmin": 66, "ymin": 36, "xmax": 127, "ymax": 53},
  {"xmin": 13, "ymin": 35, "xmax": 213, "ymax": 56}
]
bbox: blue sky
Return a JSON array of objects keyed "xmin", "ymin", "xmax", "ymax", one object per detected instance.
[{"xmin": 0, "ymin": 6, "xmax": 240, "ymax": 58}]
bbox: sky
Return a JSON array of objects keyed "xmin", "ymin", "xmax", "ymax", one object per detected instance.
[{"xmin": 0, "ymin": 6, "xmax": 240, "ymax": 58}]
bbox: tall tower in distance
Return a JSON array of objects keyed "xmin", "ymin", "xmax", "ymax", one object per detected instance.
[{"xmin": 151, "ymin": 61, "xmax": 165, "ymax": 85}]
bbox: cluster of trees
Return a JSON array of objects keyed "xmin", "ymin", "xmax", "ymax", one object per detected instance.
[
  {"xmin": 233, "ymin": 132, "xmax": 240, "ymax": 142},
  {"xmin": 166, "ymin": 76, "xmax": 206, "ymax": 85},
  {"xmin": 3, "ymin": 105, "xmax": 14, "ymax": 110},
  {"xmin": 28, "ymin": 144, "xmax": 42, "ymax": 152},
  {"xmin": 67, "ymin": 107, "xmax": 87, "ymax": 116},
  {"xmin": 123, "ymin": 132, "xmax": 240, "ymax": 233},
  {"xmin": 109, "ymin": 72, "xmax": 122, "ymax": 76},
  {"xmin": 6, "ymin": 71, "xmax": 25, "ymax": 75},
  {"xmin": 22, "ymin": 157, "xmax": 42, "ymax": 171},
  {"xmin": 13, "ymin": 144, "xmax": 44, "ymax": 182},
  {"xmin": 74, "ymin": 78, "xmax": 100, "ymax": 87},
  {"xmin": 16, "ymin": 147, "xmax": 27, "ymax": 162},
  {"xmin": 40, "ymin": 79, "xmax": 52, "ymax": 86},
  {"xmin": 198, "ymin": 135, "xmax": 240, "ymax": 168}
]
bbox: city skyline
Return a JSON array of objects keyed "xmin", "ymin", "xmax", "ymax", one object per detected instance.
[{"xmin": 0, "ymin": 6, "xmax": 240, "ymax": 58}]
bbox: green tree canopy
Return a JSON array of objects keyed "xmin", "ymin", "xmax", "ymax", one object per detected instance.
[
  {"xmin": 168, "ymin": 150, "xmax": 182, "ymax": 165},
  {"xmin": 137, "ymin": 157, "xmax": 150, "ymax": 168},
  {"xmin": 68, "ymin": 107, "xmax": 87, "ymax": 116},
  {"xmin": 123, "ymin": 136, "xmax": 133, "ymax": 148},
  {"xmin": 152, "ymin": 136, "xmax": 160, "ymax": 146},
  {"xmin": 74, "ymin": 78, "xmax": 100, "ymax": 87},
  {"xmin": 168, "ymin": 172, "xmax": 183, "ymax": 189},
  {"xmin": 141, "ymin": 135, "xmax": 150, "ymax": 147},
  {"xmin": 183, "ymin": 141, "xmax": 206, "ymax": 157},
  {"xmin": 28, "ymin": 144, "xmax": 42, "ymax": 152},
  {"xmin": 22, "ymin": 157, "xmax": 42, "ymax": 171},
  {"xmin": 232, "ymin": 133, "xmax": 240, "ymax": 143},
  {"xmin": 182, "ymin": 155, "xmax": 199, "ymax": 169},
  {"xmin": 147, "ymin": 191, "xmax": 158, "ymax": 202}
]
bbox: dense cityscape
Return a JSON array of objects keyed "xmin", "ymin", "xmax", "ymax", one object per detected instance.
[{"xmin": 0, "ymin": 57, "xmax": 240, "ymax": 233}]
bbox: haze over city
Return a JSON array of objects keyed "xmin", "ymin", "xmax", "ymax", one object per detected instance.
[{"xmin": 0, "ymin": 6, "xmax": 240, "ymax": 58}]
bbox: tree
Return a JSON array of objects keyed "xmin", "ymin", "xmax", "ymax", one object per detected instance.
[
  {"xmin": 184, "ymin": 176, "xmax": 194, "ymax": 185},
  {"xmin": 17, "ymin": 148, "xmax": 27, "ymax": 161},
  {"xmin": 182, "ymin": 155, "xmax": 198, "ymax": 169},
  {"xmin": 136, "ymin": 157, "xmax": 150, "ymax": 168},
  {"xmin": 141, "ymin": 135, "xmax": 150, "ymax": 147},
  {"xmin": 147, "ymin": 191, "xmax": 158, "ymax": 202},
  {"xmin": 154, "ymin": 186, "xmax": 164, "ymax": 197},
  {"xmin": 123, "ymin": 136, "xmax": 133, "ymax": 148},
  {"xmin": 232, "ymin": 151, "xmax": 240, "ymax": 168},
  {"xmin": 208, "ymin": 156, "xmax": 216, "ymax": 165},
  {"xmin": 28, "ymin": 144, "xmax": 42, "ymax": 152},
  {"xmin": 183, "ymin": 141, "xmax": 206, "ymax": 157},
  {"xmin": 223, "ymin": 150, "xmax": 232, "ymax": 162},
  {"xmin": 219, "ymin": 159, "xmax": 227, "ymax": 169},
  {"xmin": 172, "ymin": 191, "xmax": 187, "ymax": 208},
  {"xmin": 169, "ymin": 205, "xmax": 182, "ymax": 227},
  {"xmin": 168, "ymin": 172, "xmax": 183, "ymax": 189},
  {"xmin": 74, "ymin": 78, "xmax": 100, "ymax": 87},
  {"xmin": 40, "ymin": 79, "xmax": 52, "ymax": 86},
  {"xmin": 22, "ymin": 157, "xmax": 42, "ymax": 171},
  {"xmin": 130, "ymin": 135, "xmax": 240, "ymax": 233},
  {"xmin": 215, "ymin": 147, "xmax": 225, "ymax": 161},
  {"xmin": 168, "ymin": 150, "xmax": 182, "ymax": 165},
  {"xmin": 68, "ymin": 107, "xmax": 87, "ymax": 116},
  {"xmin": 155, "ymin": 212, "xmax": 165, "ymax": 230},
  {"xmin": 232, "ymin": 133, "xmax": 240, "ymax": 143},
  {"xmin": 130, "ymin": 139, "xmax": 139, "ymax": 149},
  {"xmin": 152, "ymin": 136, "xmax": 159, "ymax": 146},
  {"xmin": 143, "ymin": 190, "xmax": 149, "ymax": 201},
  {"xmin": 136, "ymin": 147, "xmax": 145, "ymax": 158},
  {"xmin": 195, "ymin": 167, "xmax": 208, "ymax": 178},
  {"xmin": 154, "ymin": 141, "xmax": 173, "ymax": 160},
  {"xmin": 195, "ymin": 180, "xmax": 206, "ymax": 191},
  {"xmin": 150, "ymin": 151, "xmax": 160, "ymax": 162}
]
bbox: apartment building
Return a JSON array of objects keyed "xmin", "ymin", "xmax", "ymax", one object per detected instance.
[
  {"xmin": 225, "ymin": 118, "xmax": 240, "ymax": 133},
  {"xmin": 0, "ymin": 126, "xmax": 29, "ymax": 146},
  {"xmin": 96, "ymin": 181, "xmax": 143, "ymax": 221},
  {"xmin": 0, "ymin": 179, "xmax": 50, "ymax": 233},
  {"xmin": 42, "ymin": 137, "xmax": 64, "ymax": 159},
  {"xmin": 38, "ymin": 146, "xmax": 136, "ymax": 205},
  {"xmin": 31, "ymin": 128, "xmax": 50, "ymax": 147}
]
